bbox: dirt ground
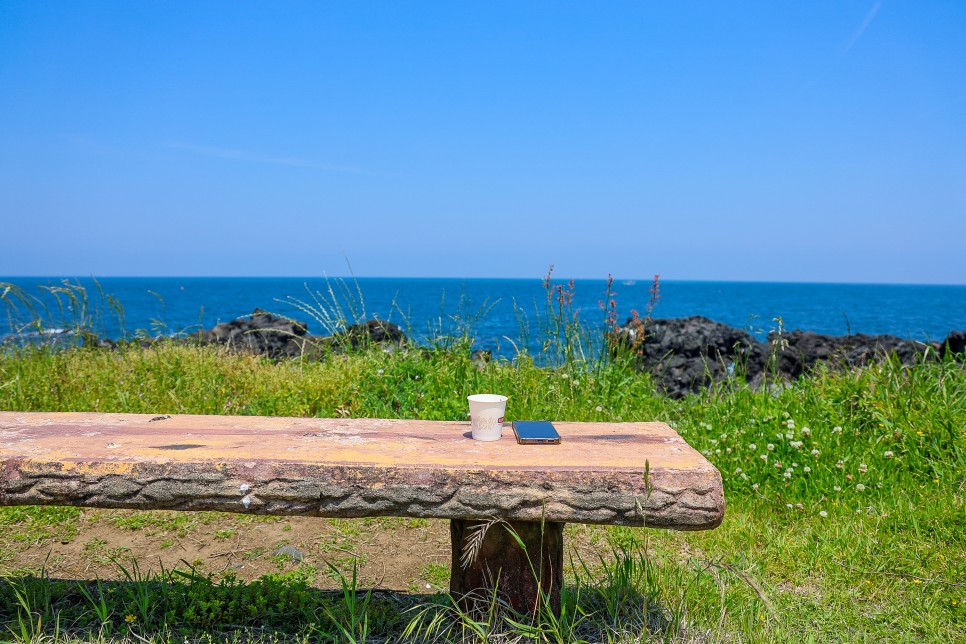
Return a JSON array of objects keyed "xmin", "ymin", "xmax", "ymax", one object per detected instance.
[{"xmin": 0, "ymin": 509, "xmax": 607, "ymax": 592}]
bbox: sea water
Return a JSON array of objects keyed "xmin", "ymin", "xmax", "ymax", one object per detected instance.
[{"xmin": 2, "ymin": 277, "xmax": 963, "ymax": 356}]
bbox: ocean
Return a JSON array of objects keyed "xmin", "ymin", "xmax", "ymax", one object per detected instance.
[{"xmin": 2, "ymin": 277, "xmax": 964, "ymax": 356}]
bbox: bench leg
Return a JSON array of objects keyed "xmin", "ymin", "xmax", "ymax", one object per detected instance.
[{"xmin": 449, "ymin": 519, "xmax": 564, "ymax": 616}]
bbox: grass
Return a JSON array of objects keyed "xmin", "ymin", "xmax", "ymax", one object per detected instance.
[{"xmin": 0, "ymin": 277, "xmax": 964, "ymax": 641}]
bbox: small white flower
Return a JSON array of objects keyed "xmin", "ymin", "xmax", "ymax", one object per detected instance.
[
  {"xmin": 752, "ymin": 483, "xmax": 760, "ymax": 490},
  {"xmin": 595, "ymin": 405, "xmax": 603, "ymax": 412},
  {"xmin": 858, "ymin": 463, "xmax": 868, "ymax": 474},
  {"xmin": 740, "ymin": 472, "xmax": 749, "ymax": 480},
  {"xmin": 811, "ymin": 449, "xmax": 820, "ymax": 457},
  {"xmin": 836, "ymin": 460, "xmax": 844, "ymax": 469},
  {"xmin": 767, "ymin": 444, "xmax": 775, "ymax": 451},
  {"xmin": 884, "ymin": 451, "xmax": 894, "ymax": 458},
  {"xmin": 790, "ymin": 441, "xmax": 803, "ymax": 449},
  {"xmin": 856, "ymin": 483, "xmax": 866, "ymax": 492},
  {"xmin": 735, "ymin": 467, "xmax": 743, "ymax": 474},
  {"xmin": 784, "ymin": 471, "xmax": 792, "ymax": 479},
  {"xmin": 749, "ymin": 443, "xmax": 757, "ymax": 450},
  {"xmin": 834, "ymin": 485, "xmax": 842, "ymax": 491},
  {"xmin": 783, "ymin": 412, "xmax": 791, "ymax": 419},
  {"xmin": 786, "ymin": 503, "xmax": 793, "ymax": 508},
  {"xmin": 726, "ymin": 447, "xmax": 732, "ymax": 453},
  {"xmin": 377, "ymin": 369, "xmax": 385, "ymax": 374},
  {"xmin": 792, "ymin": 462, "xmax": 799, "ymax": 468},
  {"xmin": 795, "ymin": 503, "xmax": 804, "ymax": 509},
  {"xmin": 801, "ymin": 427, "xmax": 811, "ymax": 437},
  {"xmin": 803, "ymin": 466, "xmax": 811, "ymax": 473},
  {"xmin": 833, "ymin": 426, "xmax": 843, "ymax": 434},
  {"xmin": 760, "ymin": 454, "xmax": 768, "ymax": 461},
  {"xmin": 715, "ymin": 448, "xmax": 722, "ymax": 454},
  {"xmin": 573, "ymin": 380, "xmax": 580, "ymax": 386},
  {"xmin": 819, "ymin": 510, "xmax": 828, "ymax": 518},
  {"xmin": 561, "ymin": 373, "xmax": 569, "ymax": 379}
]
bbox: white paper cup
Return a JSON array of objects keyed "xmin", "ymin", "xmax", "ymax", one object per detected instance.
[{"xmin": 467, "ymin": 394, "xmax": 508, "ymax": 441}]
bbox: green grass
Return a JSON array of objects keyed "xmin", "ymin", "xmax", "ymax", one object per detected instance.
[{"xmin": 0, "ymin": 339, "xmax": 964, "ymax": 641}]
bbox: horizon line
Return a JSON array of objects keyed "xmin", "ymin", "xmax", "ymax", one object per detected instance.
[{"xmin": 2, "ymin": 275, "xmax": 964, "ymax": 288}]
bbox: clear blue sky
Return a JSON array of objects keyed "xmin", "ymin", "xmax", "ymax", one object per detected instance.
[{"xmin": 1, "ymin": 2, "xmax": 963, "ymax": 283}]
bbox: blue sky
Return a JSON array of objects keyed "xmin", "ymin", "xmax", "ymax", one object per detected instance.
[{"xmin": 1, "ymin": 2, "xmax": 964, "ymax": 283}]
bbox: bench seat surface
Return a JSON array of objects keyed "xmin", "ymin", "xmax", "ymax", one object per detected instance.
[{"xmin": 0, "ymin": 412, "xmax": 724, "ymax": 529}]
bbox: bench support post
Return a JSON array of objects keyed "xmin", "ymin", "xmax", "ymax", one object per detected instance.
[{"xmin": 449, "ymin": 519, "xmax": 564, "ymax": 616}]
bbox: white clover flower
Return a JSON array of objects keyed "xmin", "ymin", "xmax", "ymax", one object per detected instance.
[
  {"xmin": 803, "ymin": 466, "xmax": 811, "ymax": 473},
  {"xmin": 710, "ymin": 439, "xmax": 718, "ymax": 444},
  {"xmin": 702, "ymin": 450, "xmax": 711, "ymax": 456},
  {"xmin": 786, "ymin": 503, "xmax": 793, "ymax": 508},
  {"xmin": 795, "ymin": 503, "xmax": 804, "ymax": 509},
  {"xmin": 752, "ymin": 483, "xmax": 760, "ymax": 490},
  {"xmin": 858, "ymin": 463, "xmax": 868, "ymax": 474},
  {"xmin": 767, "ymin": 444, "xmax": 775, "ymax": 451},
  {"xmin": 834, "ymin": 485, "xmax": 841, "ymax": 491},
  {"xmin": 561, "ymin": 373, "xmax": 569, "ymax": 379},
  {"xmin": 377, "ymin": 369, "xmax": 385, "ymax": 374},
  {"xmin": 786, "ymin": 431, "xmax": 795, "ymax": 440},
  {"xmin": 715, "ymin": 449, "xmax": 722, "ymax": 454},
  {"xmin": 801, "ymin": 427, "xmax": 811, "ymax": 437},
  {"xmin": 760, "ymin": 454, "xmax": 768, "ymax": 461},
  {"xmin": 790, "ymin": 441, "xmax": 803, "ymax": 449},
  {"xmin": 735, "ymin": 467, "xmax": 742, "ymax": 474},
  {"xmin": 749, "ymin": 443, "xmax": 757, "ymax": 451},
  {"xmin": 856, "ymin": 483, "xmax": 866, "ymax": 492},
  {"xmin": 741, "ymin": 473, "xmax": 749, "ymax": 480},
  {"xmin": 833, "ymin": 426, "xmax": 843, "ymax": 434},
  {"xmin": 595, "ymin": 405, "xmax": 603, "ymax": 412},
  {"xmin": 811, "ymin": 449, "xmax": 820, "ymax": 457},
  {"xmin": 819, "ymin": 510, "xmax": 828, "ymax": 518},
  {"xmin": 836, "ymin": 460, "xmax": 844, "ymax": 469},
  {"xmin": 783, "ymin": 411, "xmax": 791, "ymax": 419},
  {"xmin": 784, "ymin": 472, "xmax": 792, "ymax": 479},
  {"xmin": 726, "ymin": 447, "xmax": 732, "ymax": 453},
  {"xmin": 884, "ymin": 451, "xmax": 894, "ymax": 458}
]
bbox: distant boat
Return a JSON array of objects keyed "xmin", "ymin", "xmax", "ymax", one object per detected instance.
[{"xmin": 622, "ymin": 280, "xmax": 637, "ymax": 286}]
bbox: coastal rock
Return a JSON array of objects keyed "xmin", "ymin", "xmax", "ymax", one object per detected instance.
[
  {"xmin": 205, "ymin": 308, "xmax": 308, "ymax": 358},
  {"xmin": 616, "ymin": 316, "xmax": 950, "ymax": 397},
  {"xmin": 768, "ymin": 331, "xmax": 936, "ymax": 379},
  {"xmin": 614, "ymin": 316, "xmax": 765, "ymax": 398},
  {"xmin": 329, "ymin": 320, "xmax": 408, "ymax": 351},
  {"xmin": 942, "ymin": 330, "xmax": 966, "ymax": 358}
]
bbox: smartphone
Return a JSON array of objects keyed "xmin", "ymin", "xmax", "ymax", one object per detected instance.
[{"xmin": 511, "ymin": 420, "xmax": 561, "ymax": 445}]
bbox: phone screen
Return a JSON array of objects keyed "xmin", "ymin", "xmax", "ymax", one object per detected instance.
[{"xmin": 511, "ymin": 421, "xmax": 561, "ymax": 444}]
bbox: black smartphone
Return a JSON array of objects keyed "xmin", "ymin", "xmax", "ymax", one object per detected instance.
[{"xmin": 511, "ymin": 420, "xmax": 561, "ymax": 445}]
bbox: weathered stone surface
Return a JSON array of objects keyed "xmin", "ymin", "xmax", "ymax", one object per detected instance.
[{"xmin": 0, "ymin": 412, "xmax": 723, "ymax": 530}]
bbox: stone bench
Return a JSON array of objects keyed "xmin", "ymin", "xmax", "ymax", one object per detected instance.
[{"xmin": 0, "ymin": 411, "xmax": 724, "ymax": 614}]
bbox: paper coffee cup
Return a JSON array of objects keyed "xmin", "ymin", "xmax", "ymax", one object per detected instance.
[{"xmin": 467, "ymin": 394, "xmax": 508, "ymax": 441}]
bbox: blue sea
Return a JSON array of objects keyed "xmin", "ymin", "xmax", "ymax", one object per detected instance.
[{"xmin": 2, "ymin": 277, "xmax": 964, "ymax": 356}]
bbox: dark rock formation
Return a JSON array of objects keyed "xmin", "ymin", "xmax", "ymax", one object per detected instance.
[
  {"xmin": 206, "ymin": 308, "xmax": 309, "ymax": 358},
  {"xmin": 943, "ymin": 330, "xmax": 966, "ymax": 359},
  {"xmin": 615, "ymin": 316, "xmax": 960, "ymax": 398},
  {"xmin": 328, "ymin": 320, "xmax": 407, "ymax": 352},
  {"xmin": 767, "ymin": 331, "xmax": 937, "ymax": 380},
  {"xmin": 614, "ymin": 316, "xmax": 765, "ymax": 397}
]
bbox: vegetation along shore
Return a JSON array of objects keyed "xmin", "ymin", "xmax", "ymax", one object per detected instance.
[{"xmin": 0, "ymin": 280, "xmax": 964, "ymax": 642}]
